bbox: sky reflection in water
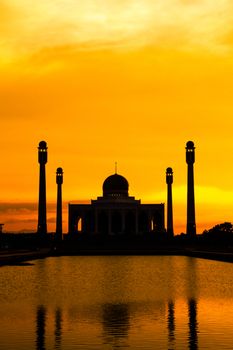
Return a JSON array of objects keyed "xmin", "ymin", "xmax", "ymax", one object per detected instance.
[{"xmin": 0, "ymin": 256, "xmax": 233, "ymax": 349}]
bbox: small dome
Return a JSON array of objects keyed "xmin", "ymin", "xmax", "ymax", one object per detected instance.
[
  {"xmin": 186, "ymin": 141, "xmax": 195, "ymax": 149},
  {"xmin": 39, "ymin": 141, "xmax": 47, "ymax": 149},
  {"xmin": 56, "ymin": 167, "xmax": 63, "ymax": 174},
  {"xmin": 103, "ymin": 174, "xmax": 129, "ymax": 197},
  {"xmin": 166, "ymin": 167, "xmax": 173, "ymax": 173}
]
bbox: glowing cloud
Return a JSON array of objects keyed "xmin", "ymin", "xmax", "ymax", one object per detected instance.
[{"xmin": 1, "ymin": 0, "xmax": 233, "ymax": 66}]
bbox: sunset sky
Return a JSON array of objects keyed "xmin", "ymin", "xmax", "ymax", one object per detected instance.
[{"xmin": 1, "ymin": 0, "xmax": 233, "ymax": 233}]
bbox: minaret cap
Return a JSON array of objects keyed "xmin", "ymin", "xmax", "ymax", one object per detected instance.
[
  {"xmin": 38, "ymin": 141, "xmax": 47, "ymax": 149},
  {"xmin": 166, "ymin": 167, "xmax": 173, "ymax": 184},
  {"xmin": 56, "ymin": 167, "xmax": 63, "ymax": 174},
  {"xmin": 186, "ymin": 141, "xmax": 195, "ymax": 149},
  {"xmin": 186, "ymin": 140, "xmax": 195, "ymax": 164},
  {"xmin": 56, "ymin": 167, "xmax": 63, "ymax": 184},
  {"xmin": 166, "ymin": 167, "xmax": 173, "ymax": 174}
]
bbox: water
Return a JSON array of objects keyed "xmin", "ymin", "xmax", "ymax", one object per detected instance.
[{"xmin": 0, "ymin": 256, "xmax": 233, "ymax": 349}]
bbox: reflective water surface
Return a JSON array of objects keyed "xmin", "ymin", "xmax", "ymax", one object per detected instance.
[{"xmin": 0, "ymin": 256, "xmax": 233, "ymax": 349}]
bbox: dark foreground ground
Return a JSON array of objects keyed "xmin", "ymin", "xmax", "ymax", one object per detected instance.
[{"xmin": 1, "ymin": 233, "xmax": 233, "ymax": 265}]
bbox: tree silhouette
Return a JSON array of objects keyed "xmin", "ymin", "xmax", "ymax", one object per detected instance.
[
  {"xmin": 202, "ymin": 222, "xmax": 233, "ymax": 244},
  {"xmin": 203, "ymin": 222, "xmax": 233, "ymax": 235}
]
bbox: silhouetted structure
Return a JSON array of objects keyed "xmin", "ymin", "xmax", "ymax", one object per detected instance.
[
  {"xmin": 188, "ymin": 299, "xmax": 198, "ymax": 350},
  {"xmin": 55, "ymin": 167, "xmax": 63, "ymax": 240},
  {"xmin": 36, "ymin": 305, "xmax": 46, "ymax": 350},
  {"xmin": 167, "ymin": 301, "xmax": 175, "ymax": 345},
  {"xmin": 54, "ymin": 308, "xmax": 62, "ymax": 350},
  {"xmin": 166, "ymin": 168, "xmax": 174, "ymax": 237},
  {"xmin": 102, "ymin": 303, "xmax": 130, "ymax": 348},
  {"xmin": 68, "ymin": 173, "xmax": 164, "ymax": 235},
  {"xmin": 186, "ymin": 141, "xmax": 196, "ymax": 236},
  {"xmin": 0, "ymin": 224, "xmax": 4, "ymax": 234},
  {"xmin": 37, "ymin": 141, "xmax": 47, "ymax": 236}
]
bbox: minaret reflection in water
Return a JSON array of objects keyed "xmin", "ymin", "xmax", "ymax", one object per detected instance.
[
  {"xmin": 188, "ymin": 299, "xmax": 198, "ymax": 350},
  {"xmin": 36, "ymin": 305, "xmax": 46, "ymax": 350},
  {"xmin": 54, "ymin": 308, "xmax": 62, "ymax": 350},
  {"xmin": 36, "ymin": 306, "xmax": 63, "ymax": 350},
  {"xmin": 166, "ymin": 258, "xmax": 199, "ymax": 349},
  {"xmin": 186, "ymin": 258, "xmax": 199, "ymax": 350},
  {"xmin": 167, "ymin": 301, "xmax": 175, "ymax": 347}
]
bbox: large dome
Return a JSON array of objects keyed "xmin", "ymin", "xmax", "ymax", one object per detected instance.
[{"xmin": 103, "ymin": 174, "xmax": 129, "ymax": 197}]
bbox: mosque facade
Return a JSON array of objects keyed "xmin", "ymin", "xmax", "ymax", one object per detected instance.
[
  {"xmin": 37, "ymin": 140, "xmax": 197, "ymax": 238},
  {"xmin": 68, "ymin": 173, "xmax": 165, "ymax": 235}
]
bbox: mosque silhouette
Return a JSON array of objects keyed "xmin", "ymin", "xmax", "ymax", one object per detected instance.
[
  {"xmin": 37, "ymin": 141, "xmax": 196, "ymax": 238},
  {"xmin": 69, "ymin": 173, "xmax": 164, "ymax": 236}
]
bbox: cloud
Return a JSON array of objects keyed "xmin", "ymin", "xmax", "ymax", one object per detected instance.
[
  {"xmin": 0, "ymin": 202, "xmax": 69, "ymax": 232},
  {"xmin": 4, "ymin": 218, "xmax": 37, "ymax": 224},
  {"xmin": 0, "ymin": 203, "xmax": 37, "ymax": 214},
  {"xmin": 1, "ymin": 0, "xmax": 233, "ymax": 68},
  {"xmin": 0, "ymin": 202, "xmax": 55, "ymax": 214}
]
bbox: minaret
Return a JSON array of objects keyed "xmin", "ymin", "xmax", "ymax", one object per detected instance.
[
  {"xmin": 56, "ymin": 167, "xmax": 63, "ymax": 240},
  {"xmin": 37, "ymin": 141, "xmax": 47, "ymax": 235},
  {"xmin": 166, "ymin": 167, "xmax": 174, "ymax": 237},
  {"xmin": 186, "ymin": 141, "xmax": 196, "ymax": 236}
]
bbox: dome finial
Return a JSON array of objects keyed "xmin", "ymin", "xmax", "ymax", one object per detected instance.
[{"xmin": 115, "ymin": 161, "xmax": 117, "ymax": 174}]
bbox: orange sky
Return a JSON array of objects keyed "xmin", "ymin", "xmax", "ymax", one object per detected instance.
[{"xmin": 1, "ymin": 0, "xmax": 233, "ymax": 233}]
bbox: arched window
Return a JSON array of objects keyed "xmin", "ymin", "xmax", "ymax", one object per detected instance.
[
  {"xmin": 151, "ymin": 218, "xmax": 154, "ymax": 231},
  {"xmin": 77, "ymin": 217, "xmax": 83, "ymax": 232}
]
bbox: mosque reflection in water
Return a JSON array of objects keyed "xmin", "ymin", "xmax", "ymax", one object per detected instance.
[
  {"xmin": 35, "ymin": 299, "xmax": 198, "ymax": 350},
  {"xmin": 36, "ymin": 307, "xmax": 62, "ymax": 350},
  {"xmin": 102, "ymin": 303, "xmax": 130, "ymax": 348}
]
